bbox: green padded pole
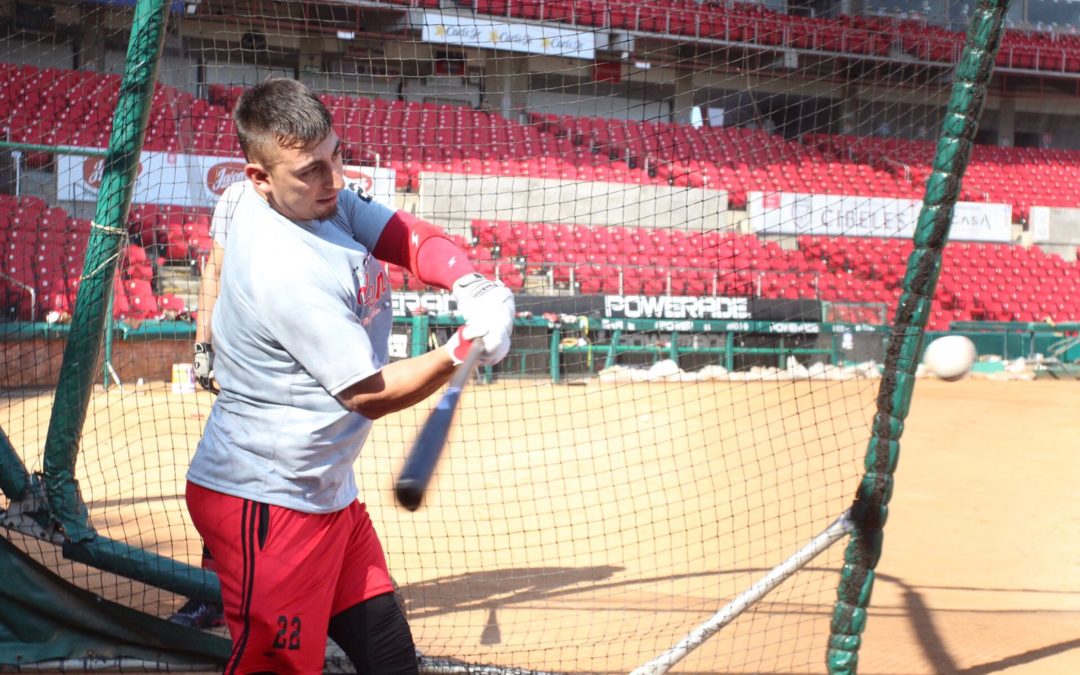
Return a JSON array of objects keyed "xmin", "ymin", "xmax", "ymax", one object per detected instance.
[
  {"xmin": 826, "ymin": 2, "xmax": 1012, "ymax": 673},
  {"xmin": 0, "ymin": 426, "xmax": 30, "ymax": 500},
  {"xmin": 409, "ymin": 314, "xmax": 429, "ymax": 357},
  {"xmin": 41, "ymin": 0, "xmax": 170, "ymax": 542},
  {"xmin": 550, "ymin": 326, "xmax": 562, "ymax": 384},
  {"xmin": 604, "ymin": 330, "xmax": 622, "ymax": 370}
]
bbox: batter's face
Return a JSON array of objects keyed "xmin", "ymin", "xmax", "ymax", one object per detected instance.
[{"xmin": 246, "ymin": 131, "xmax": 345, "ymax": 222}]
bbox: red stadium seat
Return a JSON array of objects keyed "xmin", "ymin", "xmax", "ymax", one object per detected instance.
[{"xmin": 157, "ymin": 293, "xmax": 185, "ymax": 316}]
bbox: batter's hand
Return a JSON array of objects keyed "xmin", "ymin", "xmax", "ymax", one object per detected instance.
[
  {"xmin": 193, "ymin": 342, "xmax": 219, "ymax": 393},
  {"xmin": 444, "ymin": 323, "xmax": 508, "ymax": 367},
  {"xmin": 451, "ymin": 273, "xmax": 515, "ymax": 366}
]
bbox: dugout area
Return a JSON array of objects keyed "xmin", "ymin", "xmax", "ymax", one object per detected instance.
[{"xmin": 8, "ymin": 311, "xmax": 1077, "ymax": 390}]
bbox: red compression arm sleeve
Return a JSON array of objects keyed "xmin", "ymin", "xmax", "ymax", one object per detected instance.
[{"xmin": 372, "ymin": 211, "xmax": 476, "ymax": 290}]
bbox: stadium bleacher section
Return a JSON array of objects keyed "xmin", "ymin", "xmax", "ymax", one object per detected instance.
[
  {"xmin": 3, "ymin": 63, "xmax": 1079, "ymax": 211},
  {"xmin": 467, "ymin": 220, "xmax": 1080, "ymax": 329},
  {"xmin": 0, "ymin": 194, "xmax": 194, "ymax": 322},
  {"xmin": 395, "ymin": 0, "xmax": 1080, "ymax": 73},
  {"xmin": 807, "ymin": 134, "xmax": 1080, "ymax": 221},
  {"xmin": 11, "ymin": 190, "xmax": 1078, "ymax": 331},
  {"xmin": 1, "ymin": 63, "xmax": 1078, "ymax": 206},
  {"xmin": 3, "ymin": 61, "xmax": 1080, "ymax": 330}
]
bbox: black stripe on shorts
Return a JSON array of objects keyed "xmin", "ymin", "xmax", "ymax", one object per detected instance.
[{"xmin": 226, "ymin": 500, "xmax": 259, "ymax": 674}]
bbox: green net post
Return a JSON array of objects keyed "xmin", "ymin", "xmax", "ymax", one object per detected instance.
[
  {"xmin": 606, "ymin": 330, "xmax": 622, "ymax": 370},
  {"xmin": 550, "ymin": 325, "xmax": 562, "ymax": 384},
  {"xmin": 40, "ymin": 0, "xmax": 171, "ymax": 541},
  {"xmin": 408, "ymin": 314, "xmax": 429, "ymax": 357},
  {"xmin": 826, "ymin": 2, "xmax": 1012, "ymax": 673},
  {"xmin": 0, "ymin": 426, "xmax": 30, "ymax": 501}
]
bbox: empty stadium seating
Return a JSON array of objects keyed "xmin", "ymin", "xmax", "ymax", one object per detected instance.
[
  {"xmin": 0, "ymin": 194, "xmax": 196, "ymax": 322},
  {"xmin": 469, "ymin": 219, "xmax": 1080, "ymax": 328},
  {"xmin": 5, "ymin": 63, "xmax": 1080, "ymax": 219},
  {"xmin": 806, "ymin": 134, "xmax": 1080, "ymax": 221},
  {"xmin": 3, "ymin": 63, "xmax": 1080, "ymax": 327},
  {"xmin": 127, "ymin": 203, "xmax": 214, "ymax": 261},
  {"xmin": 448, "ymin": 0, "xmax": 1080, "ymax": 73},
  {"xmin": 9, "ymin": 196, "xmax": 1073, "ymax": 328}
]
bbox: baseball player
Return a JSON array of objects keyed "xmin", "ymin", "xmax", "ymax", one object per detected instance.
[
  {"xmin": 185, "ymin": 79, "xmax": 514, "ymax": 674},
  {"xmin": 169, "ymin": 181, "xmax": 240, "ymax": 629}
]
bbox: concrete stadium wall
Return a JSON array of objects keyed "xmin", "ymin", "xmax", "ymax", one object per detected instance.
[
  {"xmin": 1029, "ymin": 206, "xmax": 1080, "ymax": 261},
  {"xmin": 0, "ymin": 37, "xmax": 74, "ymax": 70},
  {"xmin": 528, "ymin": 91, "xmax": 670, "ymax": 123},
  {"xmin": 0, "ymin": 338, "xmax": 190, "ymax": 389},
  {"xmin": 156, "ymin": 52, "xmax": 200, "ymax": 96},
  {"xmin": 308, "ymin": 72, "xmax": 399, "ymax": 101},
  {"xmin": 203, "ymin": 62, "xmax": 294, "ymax": 88},
  {"xmin": 403, "ymin": 78, "xmax": 481, "ymax": 108},
  {"xmin": 416, "ymin": 172, "xmax": 729, "ymax": 234}
]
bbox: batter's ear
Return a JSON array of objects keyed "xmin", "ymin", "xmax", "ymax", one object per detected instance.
[{"xmin": 246, "ymin": 162, "xmax": 272, "ymax": 197}]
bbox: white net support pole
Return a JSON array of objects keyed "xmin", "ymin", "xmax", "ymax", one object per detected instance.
[{"xmin": 630, "ymin": 511, "xmax": 857, "ymax": 675}]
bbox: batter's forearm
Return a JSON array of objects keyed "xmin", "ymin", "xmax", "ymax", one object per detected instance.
[
  {"xmin": 196, "ymin": 243, "xmax": 225, "ymax": 344},
  {"xmin": 337, "ymin": 348, "xmax": 457, "ymax": 420}
]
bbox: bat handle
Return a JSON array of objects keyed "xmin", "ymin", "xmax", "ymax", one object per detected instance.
[{"xmin": 451, "ymin": 339, "xmax": 486, "ymax": 388}]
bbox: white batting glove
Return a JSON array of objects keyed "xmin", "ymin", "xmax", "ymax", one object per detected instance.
[
  {"xmin": 451, "ymin": 273, "xmax": 515, "ymax": 366},
  {"xmin": 443, "ymin": 324, "xmax": 505, "ymax": 366},
  {"xmin": 193, "ymin": 342, "xmax": 218, "ymax": 393}
]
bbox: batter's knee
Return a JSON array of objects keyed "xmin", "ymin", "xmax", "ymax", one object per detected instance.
[{"xmin": 328, "ymin": 592, "xmax": 418, "ymax": 674}]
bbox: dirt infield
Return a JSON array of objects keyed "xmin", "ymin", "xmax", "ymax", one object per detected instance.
[
  {"xmin": 1, "ymin": 377, "xmax": 1077, "ymax": 674},
  {"xmin": 855, "ymin": 380, "xmax": 1080, "ymax": 675}
]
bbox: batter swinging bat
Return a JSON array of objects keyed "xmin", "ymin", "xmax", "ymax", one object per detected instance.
[{"xmin": 395, "ymin": 340, "xmax": 485, "ymax": 511}]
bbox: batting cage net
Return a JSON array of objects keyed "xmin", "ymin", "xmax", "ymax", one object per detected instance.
[{"xmin": 0, "ymin": 0, "xmax": 1022, "ymax": 672}]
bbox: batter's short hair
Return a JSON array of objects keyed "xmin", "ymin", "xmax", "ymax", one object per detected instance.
[{"xmin": 234, "ymin": 79, "xmax": 333, "ymax": 167}]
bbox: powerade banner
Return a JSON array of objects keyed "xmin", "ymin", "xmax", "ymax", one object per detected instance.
[
  {"xmin": 746, "ymin": 191, "xmax": 1012, "ymax": 242},
  {"xmin": 393, "ymin": 292, "xmax": 820, "ymax": 323},
  {"xmin": 604, "ymin": 295, "xmax": 749, "ymax": 320},
  {"xmin": 393, "ymin": 292, "xmax": 455, "ymax": 317},
  {"xmin": 601, "ymin": 296, "xmax": 821, "ymax": 323},
  {"xmin": 57, "ymin": 151, "xmax": 395, "ymax": 208}
]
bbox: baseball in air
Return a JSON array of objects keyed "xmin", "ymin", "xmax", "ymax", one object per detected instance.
[{"xmin": 922, "ymin": 335, "xmax": 977, "ymax": 381}]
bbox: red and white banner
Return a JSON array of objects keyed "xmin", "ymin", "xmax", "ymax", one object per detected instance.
[
  {"xmin": 746, "ymin": 191, "xmax": 1013, "ymax": 242},
  {"xmin": 58, "ymin": 151, "xmax": 396, "ymax": 208},
  {"xmin": 342, "ymin": 165, "xmax": 395, "ymax": 204}
]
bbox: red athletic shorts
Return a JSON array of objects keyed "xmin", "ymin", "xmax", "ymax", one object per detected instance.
[{"xmin": 186, "ymin": 481, "xmax": 395, "ymax": 674}]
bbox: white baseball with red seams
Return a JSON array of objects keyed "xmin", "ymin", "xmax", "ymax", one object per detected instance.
[{"xmin": 922, "ymin": 335, "xmax": 977, "ymax": 381}]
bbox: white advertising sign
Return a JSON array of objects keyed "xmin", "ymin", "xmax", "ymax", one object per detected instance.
[
  {"xmin": 421, "ymin": 12, "xmax": 595, "ymax": 59},
  {"xmin": 57, "ymin": 151, "xmax": 396, "ymax": 208},
  {"xmin": 58, "ymin": 151, "xmax": 243, "ymax": 206},
  {"xmin": 343, "ymin": 165, "xmax": 396, "ymax": 207},
  {"xmin": 746, "ymin": 192, "xmax": 1012, "ymax": 243}
]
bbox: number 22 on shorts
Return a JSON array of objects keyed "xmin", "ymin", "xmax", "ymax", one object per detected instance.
[{"xmin": 273, "ymin": 615, "xmax": 302, "ymax": 650}]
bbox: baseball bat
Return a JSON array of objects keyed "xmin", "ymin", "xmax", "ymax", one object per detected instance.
[{"xmin": 394, "ymin": 340, "xmax": 484, "ymax": 511}]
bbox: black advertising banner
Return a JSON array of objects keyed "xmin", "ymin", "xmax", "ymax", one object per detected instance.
[
  {"xmin": 601, "ymin": 296, "xmax": 821, "ymax": 322},
  {"xmin": 393, "ymin": 292, "xmax": 821, "ymax": 323}
]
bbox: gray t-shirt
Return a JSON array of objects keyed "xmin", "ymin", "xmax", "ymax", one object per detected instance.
[
  {"xmin": 209, "ymin": 180, "xmax": 243, "ymax": 245},
  {"xmin": 187, "ymin": 182, "xmax": 396, "ymax": 513}
]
